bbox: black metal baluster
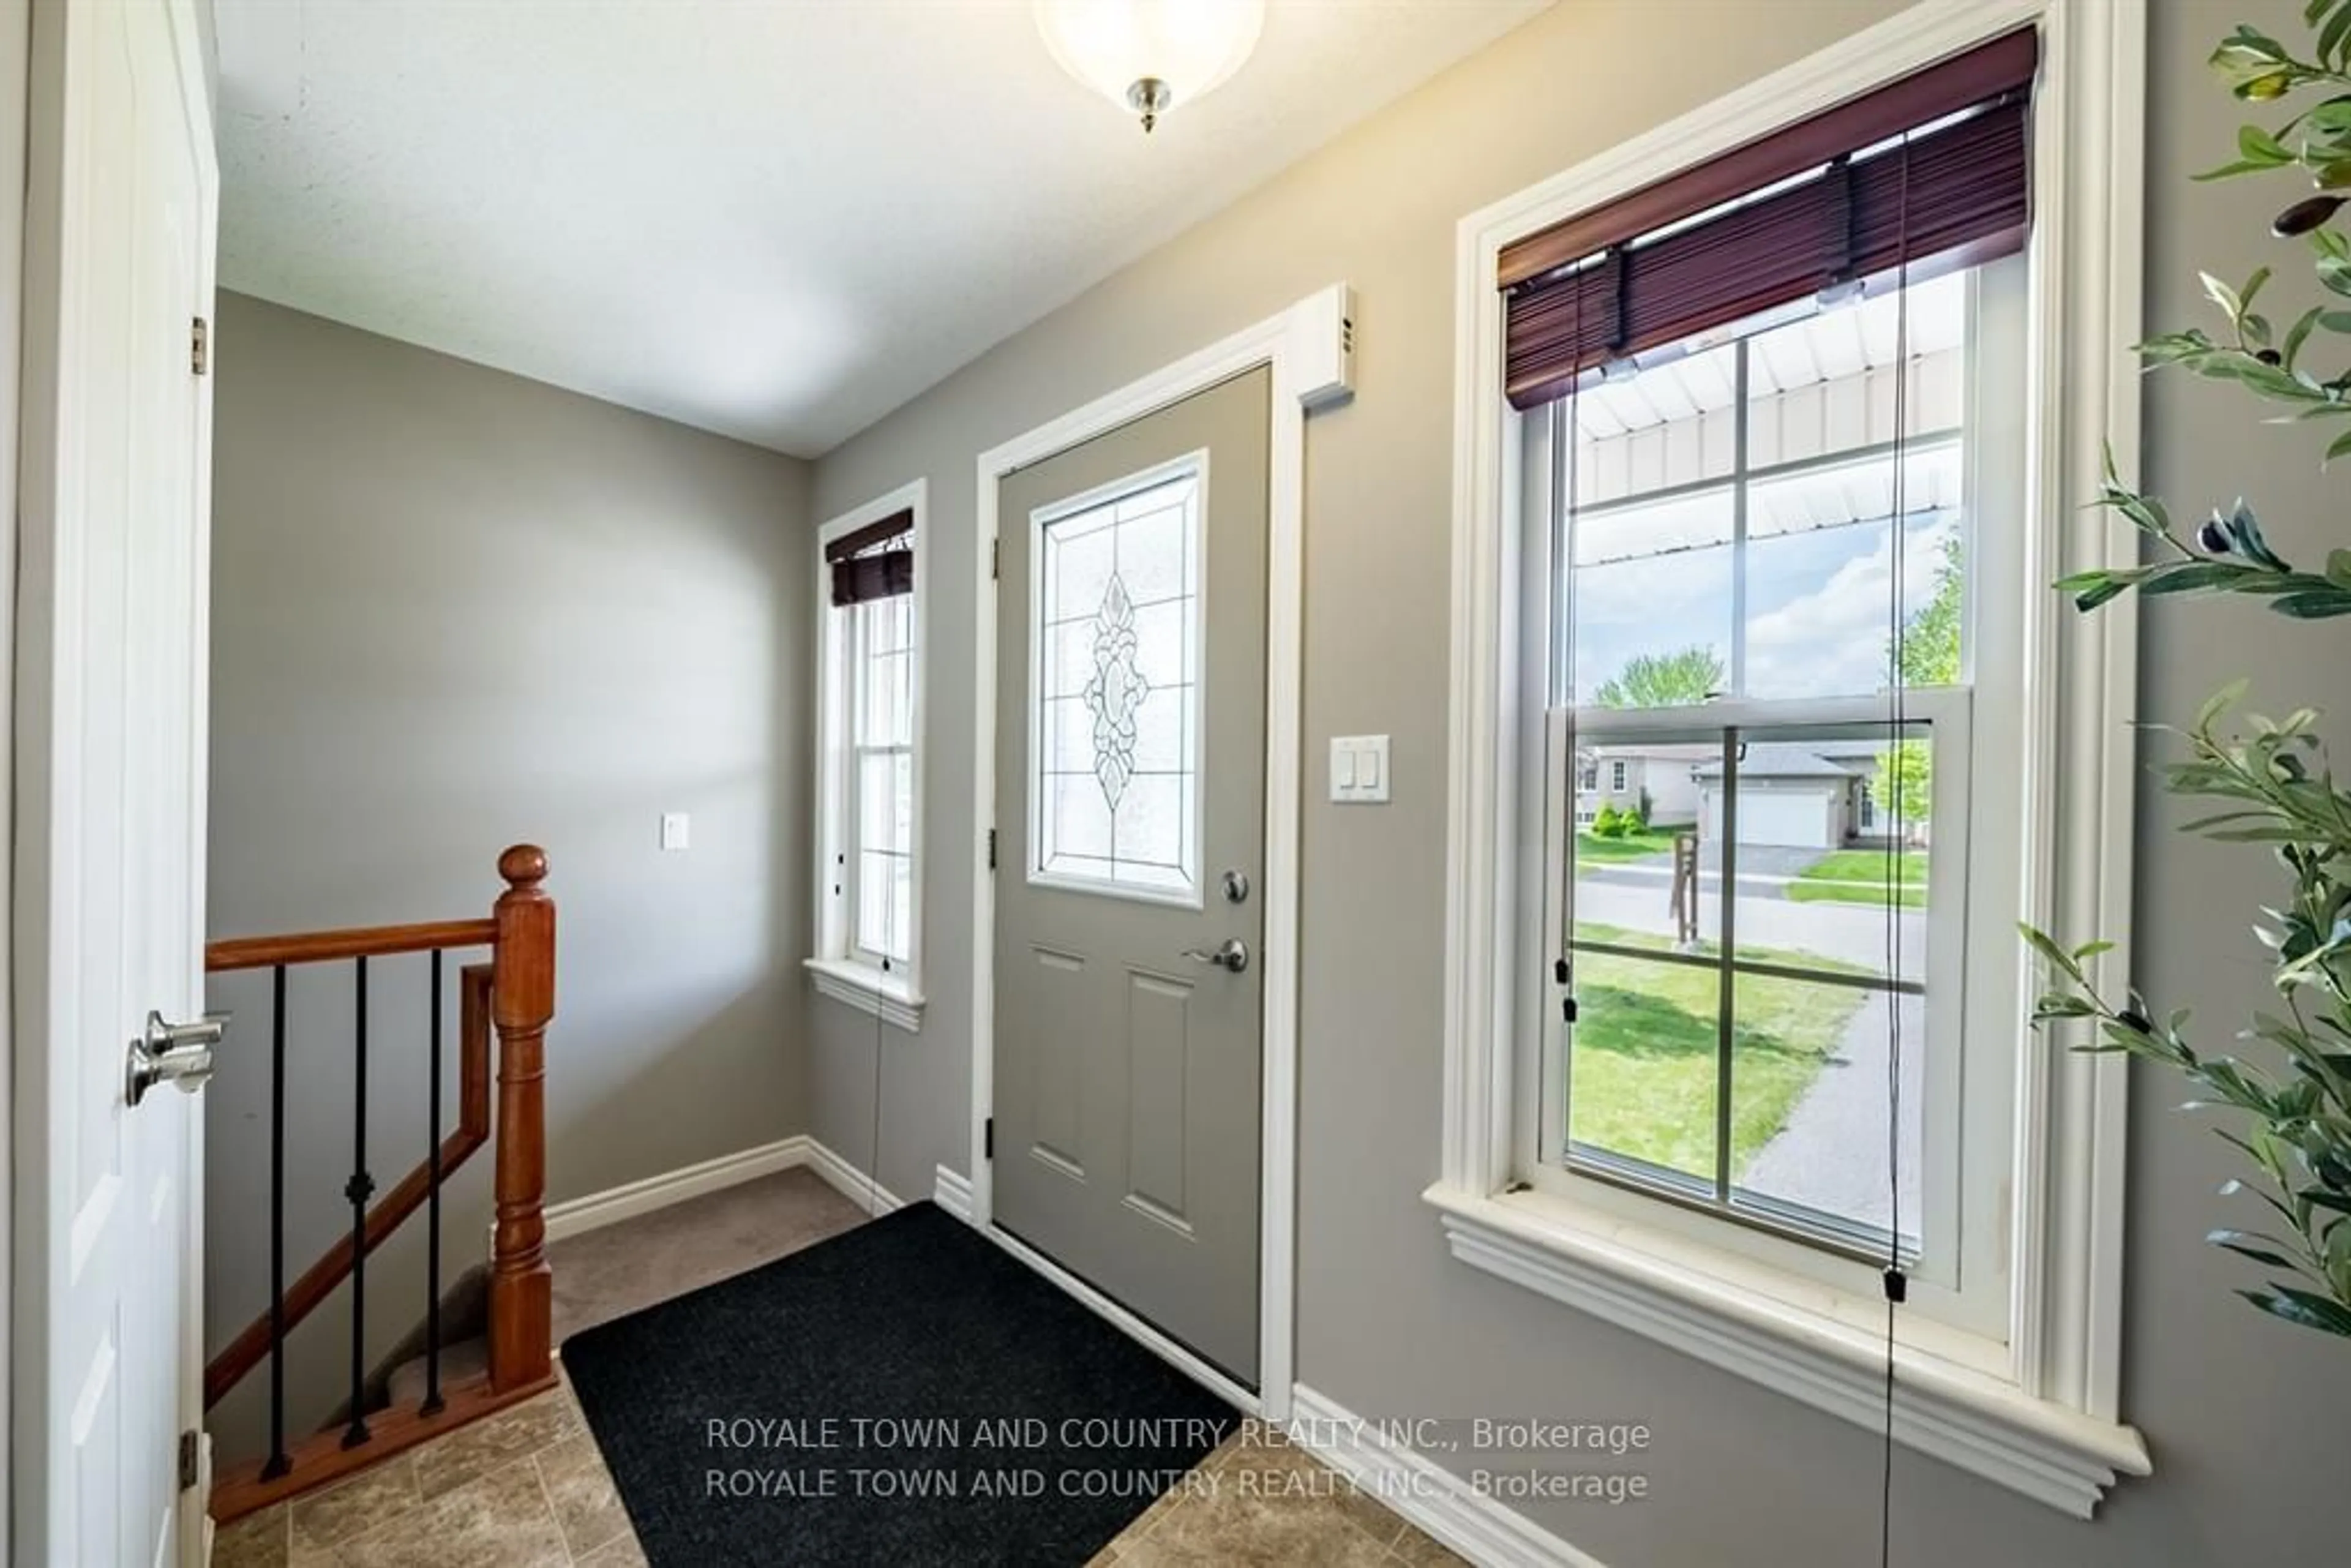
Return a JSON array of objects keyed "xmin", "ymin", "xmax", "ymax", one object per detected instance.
[
  {"xmin": 422, "ymin": 948, "xmax": 445, "ymax": 1415},
  {"xmin": 342, "ymin": 956, "xmax": 374, "ymax": 1449},
  {"xmin": 260, "ymin": 964, "xmax": 291, "ymax": 1480}
]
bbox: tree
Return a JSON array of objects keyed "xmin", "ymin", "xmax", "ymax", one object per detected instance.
[
  {"xmin": 1896, "ymin": 531, "xmax": 1964, "ymax": 687},
  {"xmin": 1874, "ymin": 534, "xmax": 1962, "ymax": 834},
  {"xmin": 1593, "ymin": 645, "xmax": 1723, "ymax": 709}
]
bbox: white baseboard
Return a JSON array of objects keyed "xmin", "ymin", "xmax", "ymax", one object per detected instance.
[
  {"xmin": 542, "ymin": 1134, "xmax": 902, "ymax": 1243},
  {"xmin": 1286, "ymin": 1384, "xmax": 1608, "ymax": 1568},
  {"xmin": 798, "ymin": 1137, "xmax": 904, "ymax": 1217},
  {"xmin": 934, "ymin": 1165, "xmax": 973, "ymax": 1221}
]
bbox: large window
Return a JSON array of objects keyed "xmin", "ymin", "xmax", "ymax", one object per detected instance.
[
  {"xmin": 1539, "ymin": 267, "xmax": 2001, "ymax": 1299},
  {"xmin": 1434, "ymin": 6, "xmax": 2152, "ymax": 1516},
  {"xmin": 810, "ymin": 485, "xmax": 924, "ymax": 1029}
]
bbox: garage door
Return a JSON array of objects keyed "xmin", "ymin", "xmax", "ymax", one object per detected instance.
[{"xmin": 1707, "ymin": 789, "xmax": 1831, "ymax": 849}]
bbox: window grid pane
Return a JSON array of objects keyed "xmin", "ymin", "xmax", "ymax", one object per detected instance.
[
  {"xmin": 1563, "ymin": 272, "xmax": 1968, "ymax": 712},
  {"xmin": 1561, "ymin": 717, "xmax": 1933, "ymax": 1262}
]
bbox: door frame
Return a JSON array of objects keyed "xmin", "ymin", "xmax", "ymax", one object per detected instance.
[
  {"xmin": 10, "ymin": 0, "xmax": 218, "ymax": 1560},
  {"xmin": 969, "ymin": 286, "xmax": 1342, "ymax": 1423}
]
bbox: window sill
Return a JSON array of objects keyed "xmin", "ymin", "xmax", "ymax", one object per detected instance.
[
  {"xmin": 1422, "ymin": 1182, "xmax": 2149, "ymax": 1517},
  {"xmin": 804, "ymin": 958, "xmax": 924, "ymax": 1032}
]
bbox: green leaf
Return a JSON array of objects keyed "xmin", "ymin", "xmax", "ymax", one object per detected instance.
[
  {"xmin": 2198, "ymin": 680, "xmax": 2252, "ymax": 731},
  {"xmin": 2018, "ymin": 923, "xmax": 2089, "ymax": 987},
  {"xmin": 2139, "ymin": 563, "xmax": 2254, "ymax": 595},
  {"xmin": 2196, "ymin": 159, "xmax": 2287, "ymax": 182},
  {"xmin": 2209, "ymin": 1228, "xmax": 2306, "ymax": 1270},
  {"xmin": 2327, "ymin": 427, "xmax": 2351, "ymax": 467},
  {"xmin": 2264, "ymin": 1285, "xmax": 2351, "ymax": 1335},
  {"xmin": 2241, "ymin": 127, "xmax": 2295, "ymax": 168},
  {"xmin": 2285, "ymin": 306, "xmax": 2323, "ymax": 369},
  {"xmin": 2272, "ymin": 588, "xmax": 2351, "ymax": 617},
  {"xmin": 2324, "ymin": 2, "xmax": 2351, "ymax": 69},
  {"xmin": 2203, "ymin": 270, "xmax": 2246, "ymax": 320}
]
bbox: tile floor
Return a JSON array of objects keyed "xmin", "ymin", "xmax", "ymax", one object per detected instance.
[{"xmin": 211, "ymin": 1169, "xmax": 1468, "ymax": 1567}]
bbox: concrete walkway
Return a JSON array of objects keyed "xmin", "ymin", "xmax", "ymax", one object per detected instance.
[{"xmin": 1739, "ymin": 990, "xmax": 1924, "ymax": 1236}]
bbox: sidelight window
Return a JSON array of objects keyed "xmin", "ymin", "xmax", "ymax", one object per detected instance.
[{"xmin": 811, "ymin": 486, "xmax": 926, "ymax": 1029}]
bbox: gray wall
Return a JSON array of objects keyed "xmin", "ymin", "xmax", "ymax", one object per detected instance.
[
  {"xmin": 807, "ymin": 0, "xmax": 2351, "ymax": 1561},
  {"xmin": 204, "ymin": 293, "xmax": 811, "ymax": 1455}
]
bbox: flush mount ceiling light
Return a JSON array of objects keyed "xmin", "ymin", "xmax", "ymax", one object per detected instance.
[{"xmin": 1034, "ymin": 0, "xmax": 1267, "ymax": 133}]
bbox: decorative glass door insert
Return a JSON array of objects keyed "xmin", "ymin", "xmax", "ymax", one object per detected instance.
[{"xmin": 1029, "ymin": 455, "xmax": 1205, "ymax": 904}]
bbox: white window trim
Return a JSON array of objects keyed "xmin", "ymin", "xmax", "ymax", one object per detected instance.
[
  {"xmin": 809, "ymin": 478, "xmax": 927, "ymax": 1031},
  {"xmin": 1434, "ymin": 0, "xmax": 2147, "ymax": 1518}
]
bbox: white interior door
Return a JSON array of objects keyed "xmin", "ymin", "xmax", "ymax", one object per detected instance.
[{"xmin": 13, "ymin": 1, "xmax": 217, "ymax": 1562}]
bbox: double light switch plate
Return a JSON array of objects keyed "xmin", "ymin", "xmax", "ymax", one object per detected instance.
[{"xmin": 1329, "ymin": 735, "xmax": 1390, "ymax": 805}]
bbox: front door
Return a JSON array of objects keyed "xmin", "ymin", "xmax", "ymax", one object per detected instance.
[
  {"xmin": 994, "ymin": 370, "xmax": 1269, "ymax": 1384},
  {"xmin": 13, "ymin": 1, "xmax": 217, "ymax": 1561}
]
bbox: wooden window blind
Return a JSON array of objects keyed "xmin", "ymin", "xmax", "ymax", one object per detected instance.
[
  {"xmin": 825, "ymin": 509, "xmax": 915, "ymax": 606},
  {"xmin": 1500, "ymin": 28, "xmax": 2037, "ymax": 411}
]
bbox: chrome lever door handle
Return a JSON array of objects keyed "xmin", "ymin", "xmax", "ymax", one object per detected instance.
[
  {"xmin": 1180, "ymin": 939, "xmax": 1250, "ymax": 974},
  {"xmin": 126, "ymin": 1009, "xmax": 227, "ymax": 1106}
]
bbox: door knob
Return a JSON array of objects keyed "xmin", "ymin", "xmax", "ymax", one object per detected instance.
[
  {"xmin": 1181, "ymin": 938, "xmax": 1250, "ymax": 974},
  {"xmin": 126, "ymin": 1010, "xmax": 227, "ymax": 1106}
]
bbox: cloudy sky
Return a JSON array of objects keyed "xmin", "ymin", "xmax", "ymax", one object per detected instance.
[{"xmin": 1567, "ymin": 511, "xmax": 1955, "ymax": 705}]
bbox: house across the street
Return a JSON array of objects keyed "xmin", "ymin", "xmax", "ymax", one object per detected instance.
[{"xmin": 1690, "ymin": 740, "xmax": 1886, "ymax": 850}]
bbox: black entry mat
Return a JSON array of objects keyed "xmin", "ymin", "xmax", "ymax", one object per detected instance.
[{"xmin": 561, "ymin": 1201, "xmax": 1237, "ymax": 1566}]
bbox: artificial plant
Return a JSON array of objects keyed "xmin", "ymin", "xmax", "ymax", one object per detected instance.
[{"xmin": 2025, "ymin": 7, "xmax": 2351, "ymax": 1340}]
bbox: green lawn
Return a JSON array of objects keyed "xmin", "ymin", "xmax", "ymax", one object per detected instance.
[
  {"xmin": 1567, "ymin": 926, "xmax": 1867, "ymax": 1180},
  {"xmin": 1786, "ymin": 848, "xmax": 1930, "ymax": 909},
  {"xmin": 1573, "ymin": 828, "xmax": 1679, "ymax": 863}
]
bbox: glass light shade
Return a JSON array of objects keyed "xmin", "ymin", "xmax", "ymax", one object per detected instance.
[{"xmin": 1034, "ymin": 0, "xmax": 1267, "ymax": 122}]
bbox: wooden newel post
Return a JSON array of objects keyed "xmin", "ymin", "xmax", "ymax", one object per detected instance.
[{"xmin": 487, "ymin": 844, "xmax": 555, "ymax": 1393}]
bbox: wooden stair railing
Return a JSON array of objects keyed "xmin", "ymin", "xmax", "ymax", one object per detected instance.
[{"xmin": 204, "ymin": 846, "xmax": 556, "ymax": 1525}]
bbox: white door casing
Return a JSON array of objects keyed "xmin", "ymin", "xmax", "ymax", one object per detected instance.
[{"xmin": 12, "ymin": 1, "xmax": 218, "ymax": 1562}]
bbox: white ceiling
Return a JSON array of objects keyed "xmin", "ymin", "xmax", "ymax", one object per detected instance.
[{"xmin": 215, "ymin": 1, "xmax": 1550, "ymax": 458}]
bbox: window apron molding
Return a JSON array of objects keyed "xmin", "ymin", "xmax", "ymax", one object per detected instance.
[{"xmin": 1434, "ymin": 0, "xmax": 2147, "ymax": 1516}]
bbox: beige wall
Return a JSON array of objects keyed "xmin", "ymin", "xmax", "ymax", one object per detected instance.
[
  {"xmin": 808, "ymin": 0, "xmax": 2351, "ymax": 1560},
  {"xmin": 204, "ymin": 294, "xmax": 812, "ymax": 1454}
]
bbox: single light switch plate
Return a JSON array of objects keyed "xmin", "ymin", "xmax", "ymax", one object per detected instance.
[
  {"xmin": 1329, "ymin": 736, "xmax": 1391, "ymax": 805},
  {"xmin": 660, "ymin": 812, "xmax": 691, "ymax": 851}
]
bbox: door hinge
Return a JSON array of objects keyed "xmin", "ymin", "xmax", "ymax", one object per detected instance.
[
  {"xmin": 991, "ymin": 538, "xmax": 999, "ymax": 580},
  {"xmin": 190, "ymin": 316, "xmax": 209, "ymax": 376},
  {"xmin": 984, "ymin": 1116, "xmax": 994, "ymax": 1160},
  {"xmin": 987, "ymin": 828, "xmax": 997, "ymax": 871},
  {"xmin": 178, "ymin": 1430, "xmax": 200, "ymax": 1490}
]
